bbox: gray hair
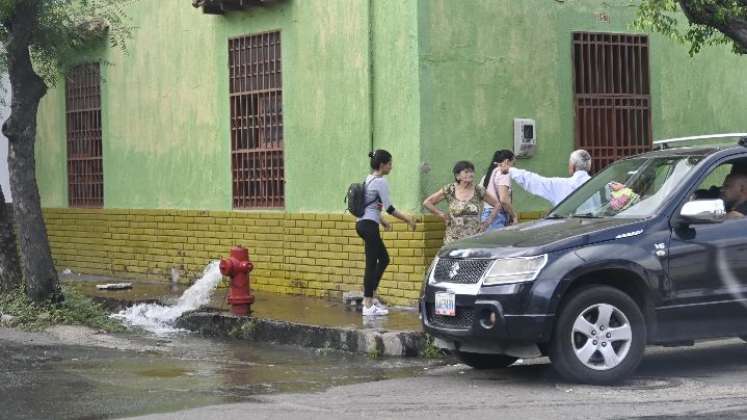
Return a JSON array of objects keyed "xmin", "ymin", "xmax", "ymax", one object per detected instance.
[{"xmin": 569, "ymin": 149, "xmax": 592, "ymax": 172}]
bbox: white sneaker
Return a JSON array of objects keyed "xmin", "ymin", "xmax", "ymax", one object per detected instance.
[
  {"xmin": 372, "ymin": 298, "xmax": 388, "ymax": 311},
  {"xmin": 362, "ymin": 304, "xmax": 389, "ymax": 316}
]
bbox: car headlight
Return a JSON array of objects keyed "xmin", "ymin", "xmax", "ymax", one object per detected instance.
[
  {"xmin": 426, "ymin": 256, "xmax": 439, "ymax": 285},
  {"xmin": 482, "ymin": 255, "xmax": 548, "ymax": 286}
]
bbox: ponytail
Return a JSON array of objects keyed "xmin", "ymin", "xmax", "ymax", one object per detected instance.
[{"xmin": 482, "ymin": 163, "xmax": 497, "ymax": 188}]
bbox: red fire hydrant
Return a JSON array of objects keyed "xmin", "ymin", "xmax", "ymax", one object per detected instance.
[{"xmin": 219, "ymin": 246, "xmax": 255, "ymax": 316}]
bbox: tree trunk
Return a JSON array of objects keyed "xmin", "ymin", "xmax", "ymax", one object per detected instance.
[
  {"xmin": 0, "ymin": 184, "xmax": 22, "ymax": 293},
  {"xmin": 2, "ymin": 2, "xmax": 61, "ymax": 303},
  {"xmin": 679, "ymin": 1, "xmax": 747, "ymax": 52}
]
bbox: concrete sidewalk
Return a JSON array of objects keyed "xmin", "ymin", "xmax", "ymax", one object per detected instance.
[{"xmin": 64, "ymin": 273, "xmax": 427, "ymax": 357}]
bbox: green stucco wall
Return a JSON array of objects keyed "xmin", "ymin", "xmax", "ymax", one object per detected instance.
[
  {"xmin": 37, "ymin": 86, "xmax": 67, "ymax": 207},
  {"xmin": 370, "ymin": 0, "xmax": 422, "ymax": 213},
  {"xmin": 36, "ymin": 0, "xmax": 423, "ymax": 212},
  {"xmin": 35, "ymin": 0, "xmax": 747, "ymax": 214},
  {"xmin": 418, "ymin": 0, "xmax": 747, "ymax": 212}
]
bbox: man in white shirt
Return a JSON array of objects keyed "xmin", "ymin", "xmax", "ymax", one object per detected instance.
[{"xmin": 503, "ymin": 149, "xmax": 592, "ymax": 206}]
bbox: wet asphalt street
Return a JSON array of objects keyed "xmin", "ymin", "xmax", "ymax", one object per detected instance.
[
  {"xmin": 129, "ymin": 338, "xmax": 747, "ymax": 420},
  {"xmin": 4, "ymin": 327, "xmax": 747, "ymax": 419},
  {"xmin": 0, "ymin": 327, "xmax": 439, "ymax": 420}
]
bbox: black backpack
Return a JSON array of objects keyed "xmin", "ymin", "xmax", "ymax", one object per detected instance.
[{"xmin": 345, "ymin": 177, "xmax": 377, "ymax": 217}]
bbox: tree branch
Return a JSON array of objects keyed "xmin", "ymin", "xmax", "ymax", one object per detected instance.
[{"xmin": 679, "ymin": 0, "xmax": 747, "ymax": 52}]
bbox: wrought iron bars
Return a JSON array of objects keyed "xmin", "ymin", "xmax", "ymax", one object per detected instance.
[
  {"xmin": 229, "ymin": 31, "xmax": 284, "ymax": 208},
  {"xmin": 572, "ymin": 32, "xmax": 652, "ymax": 172},
  {"xmin": 66, "ymin": 63, "xmax": 103, "ymax": 208}
]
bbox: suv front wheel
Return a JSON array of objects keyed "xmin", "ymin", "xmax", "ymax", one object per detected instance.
[{"xmin": 549, "ymin": 286, "xmax": 646, "ymax": 384}]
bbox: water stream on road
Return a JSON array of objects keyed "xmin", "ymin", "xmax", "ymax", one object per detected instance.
[
  {"xmin": 0, "ymin": 332, "xmax": 444, "ymax": 420},
  {"xmin": 15, "ymin": 263, "xmax": 449, "ymax": 419},
  {"xmin": 111, "ymin": 261, "xmax": 222, "ymax": 335}
]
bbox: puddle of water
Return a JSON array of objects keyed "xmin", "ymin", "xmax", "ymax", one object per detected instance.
[
  {"xmin": 137, "ymin": 367, "xmax": 193, "ymax": 378},
  {"xmin": 111, "ymin": 261, "xmax": 222, "ymax": 336},
  {"xmin": 0, "ymin": 334, "xmax": 443, "ymax": 420}
]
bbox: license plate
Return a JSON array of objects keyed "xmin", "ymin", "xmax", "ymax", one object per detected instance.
[{"xmin": 435, "ymin": 292, "xmax": 456, "ymax": 316}]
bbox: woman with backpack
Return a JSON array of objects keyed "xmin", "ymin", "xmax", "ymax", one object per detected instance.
[
  {"xmin": 423, "ymin": 160, "xmax": 501, "ymax": 244},
  {"xmin": 356, "ymin": 149, "xmax": 416, "ymax": 317},
  {"xmin": 480, "ymin": 149, "xmax": 518, "ymax": 230}
]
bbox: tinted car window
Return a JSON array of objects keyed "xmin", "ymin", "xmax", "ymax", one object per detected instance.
[
  {"xmin": 697, "ymin": 163, "xmax": 732, "ymax": 192},
  {"xmin": 550, "ymin": 156, "xmax": 702, "ymax": 219}
]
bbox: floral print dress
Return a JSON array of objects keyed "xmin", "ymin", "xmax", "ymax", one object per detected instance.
[{"xmin": 442, "ymin": 183, "xmax": 486, "ymax": 244}]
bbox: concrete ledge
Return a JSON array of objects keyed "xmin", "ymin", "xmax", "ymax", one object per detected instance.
[
  {"xmin": 89, "ymin": 296, "xmax": 161, "ymax": 312},
  {"xmin": 176, "ymin": 311, "xmax": 426, "ymax": 357}
]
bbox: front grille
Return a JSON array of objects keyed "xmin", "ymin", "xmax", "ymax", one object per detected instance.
[
  {"xmin": 427, "ymin": 303, "xmax": 474, "ymax": 330},
  {"xmin": 432, "ymin": 258, "xmax": 492, "ymax": 284}
]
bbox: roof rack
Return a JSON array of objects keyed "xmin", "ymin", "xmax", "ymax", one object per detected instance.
[{"xmin": 653, "ymin": 133, "xmax": 747, "ymax": 149}]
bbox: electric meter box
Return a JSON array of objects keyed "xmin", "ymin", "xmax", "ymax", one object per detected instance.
[{"xmin": 513, "ymin": 118, "xmax": 537, "ymax": 158}]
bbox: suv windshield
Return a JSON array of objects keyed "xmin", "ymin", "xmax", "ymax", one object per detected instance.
[{"xmin": 549, "ymin": 155, "xmax": 703, "ymax": 219}]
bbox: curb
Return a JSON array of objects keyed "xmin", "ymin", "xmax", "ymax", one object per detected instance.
[
  {"xmin": 175, "ymin": 311, "xmax": 426, "ymax": 357},
  {"xmin": 90, "ymin": 296, "xmax": 161, "ymax": 312}
]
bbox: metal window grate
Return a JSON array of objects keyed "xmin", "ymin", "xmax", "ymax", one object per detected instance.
[
  {"xmin": 572, "ymin": 32, "xmax": 652, "ymax": 172},
  {"xmin": 66, "ymin": 63, "xmax": 103, "ymax": 208},
  {"xmin": 229, "ymin": 31, "xmax": 284, "ymax": 209}
]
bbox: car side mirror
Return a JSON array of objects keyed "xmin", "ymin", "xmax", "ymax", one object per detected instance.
[{"xmin": 679, "ymin": 199, "xmax": 726, "ymax": 224}]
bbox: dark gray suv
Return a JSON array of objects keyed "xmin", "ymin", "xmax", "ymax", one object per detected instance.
[{"xmin": 421, "ymin": 135, "xmax": 747, "ymax": 384}]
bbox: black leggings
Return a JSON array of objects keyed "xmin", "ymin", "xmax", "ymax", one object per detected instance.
[{"xmin": 356, "ymin": 219, "xmax": 390, "ymax": 298}]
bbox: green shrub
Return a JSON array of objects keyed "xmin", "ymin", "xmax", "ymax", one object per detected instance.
[
  {"xmin": 0, "ymin": 286, "xmax": 124, "ymax": 332},
  {"xmin": 420, "ymin": 333, "xmax": 444, "ymax": 359}
]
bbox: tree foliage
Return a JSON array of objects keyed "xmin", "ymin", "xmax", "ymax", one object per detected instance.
[
  {"xmin": 0, "ymin": 0, "xmax": 135, "ymax": 85},
  {"xmin": 634, "ymin": 0, "xmax": 747, "ymax": 56}
]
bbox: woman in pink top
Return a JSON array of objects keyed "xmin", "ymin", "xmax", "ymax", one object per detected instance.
[{"xmin": 481, "ymin": 150, "xmax": 518, "ymax": 230}]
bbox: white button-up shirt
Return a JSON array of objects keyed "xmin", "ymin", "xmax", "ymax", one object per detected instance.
[{"xmin": 508, "ymin": 168, "xmax": 591, "ymax": 206}]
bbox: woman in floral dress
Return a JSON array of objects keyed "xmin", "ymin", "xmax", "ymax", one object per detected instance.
[{"xmin": 423, "ymin": 161, "xmax": 501, "ymax": 244}]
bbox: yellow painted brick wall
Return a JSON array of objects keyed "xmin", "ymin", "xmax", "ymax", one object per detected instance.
[
  {"xmin": 42, "ymin": 209, "xmax": 443, "ymax": 306},
  {"xmin": 43, "ymin": 208, "xmax": 543, "ymax": 306}
]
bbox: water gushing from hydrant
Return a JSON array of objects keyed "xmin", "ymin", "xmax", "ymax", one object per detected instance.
[{"xmin": 111, "ymin": 261, "xmax": 222, "ymax": 336}]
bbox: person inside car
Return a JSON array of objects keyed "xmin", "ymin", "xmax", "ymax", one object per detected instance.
[
  {"xmin": 721, "ymin": 172, "xmax": 747, "ymax": 219},
  {"xmin": 691, "ymin": 162, "xmax": 747, "ymax": 200},
  {"xmin": 730, "ymin": 162, "xmax": 747, "ymax": 176}
]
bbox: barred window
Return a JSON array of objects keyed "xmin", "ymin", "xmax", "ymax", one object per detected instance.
[
  {"xmin": 573, "ymin": 32, "xmax": 652, "ymax": 172},
  {"xmin": 66, "ymin": 63, "xmax": 103, "ymax": 208},
  {"xmin": 229, "ymin": 31, "xmax": 284, "ymax": 208}
]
